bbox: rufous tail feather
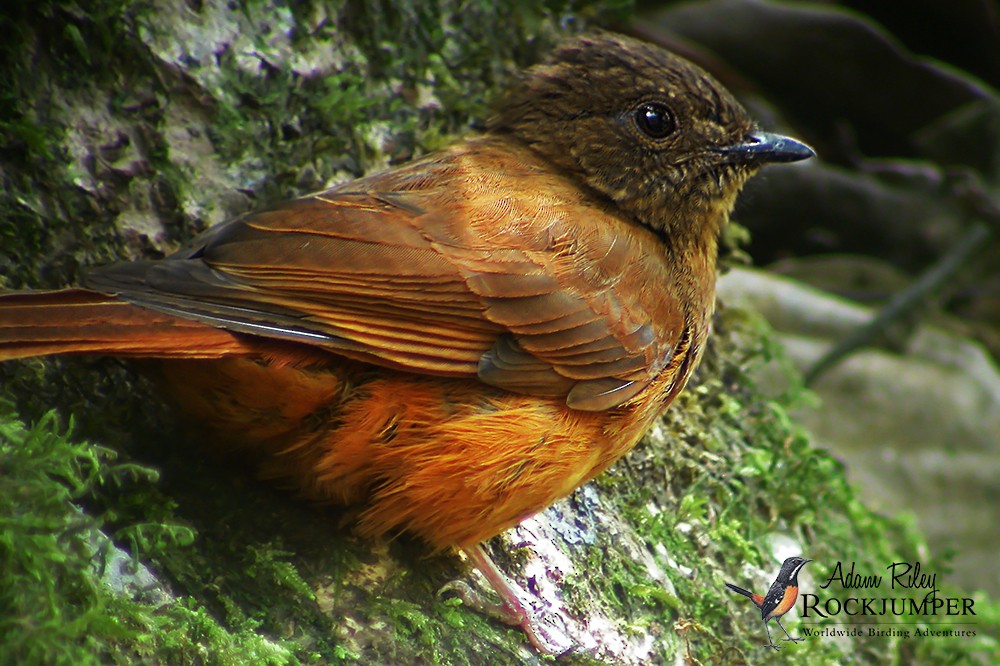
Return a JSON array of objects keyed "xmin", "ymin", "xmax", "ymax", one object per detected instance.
[{"xmin": 0, "ymin": 289, "xmax": 252, "ymax": 361}]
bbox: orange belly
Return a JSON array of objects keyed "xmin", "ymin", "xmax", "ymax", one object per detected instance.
[{"xmin": 158, "ymin": 352, "xmax": 665, "ymax": 550}]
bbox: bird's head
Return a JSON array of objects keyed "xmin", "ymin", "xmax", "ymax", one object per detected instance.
[
  {"xmin": 782, "ymin": 556, "xmax": 813, "ymax": 582},
  {"xmin": 490, "ymin": 33, "xmax": 813, "ymax": 242}
]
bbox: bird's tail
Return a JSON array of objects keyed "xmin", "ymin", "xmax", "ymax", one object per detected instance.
[
  {"xmin": 0, "ymin": 289, "xmax": 251, "ymax": 361},
  {"xmin": 725, "ymin": 582, "xmax": 754, "ymax": 598}
]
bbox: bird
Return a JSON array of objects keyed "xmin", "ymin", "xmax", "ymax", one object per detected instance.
[
  {"xmin": 0, "ymin": 33, "xmax": 814, "ymax": 653},
  {"xmin": 726, "ymin": 556, "xmax": 812, "ymax": 650}
]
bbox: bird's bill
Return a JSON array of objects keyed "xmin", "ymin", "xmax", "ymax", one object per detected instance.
[{"xmin": 718, "ymin": 131, "xmax": 816, "ymax": 164}]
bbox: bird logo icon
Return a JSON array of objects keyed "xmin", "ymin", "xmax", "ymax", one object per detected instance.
[{"xmin": 726, "ymin": 556, "xmax": 812, "ymax": 650}]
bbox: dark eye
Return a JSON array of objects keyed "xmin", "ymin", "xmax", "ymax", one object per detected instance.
[{"xmin": 634, "ymin": 102, "xmax": 675, "ymax": 139}]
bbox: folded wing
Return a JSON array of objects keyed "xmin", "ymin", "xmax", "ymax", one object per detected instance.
[{"xmin": 87, "ymin": 145, "xmax": 685, "ymax": 410}]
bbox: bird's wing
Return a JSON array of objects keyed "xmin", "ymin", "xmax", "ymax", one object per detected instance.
[
  {"xmin": 759, "ymin": 577, "xmax": 787, "ymax": 619},
  {"xmin": 87, "ymin": 146, "xmax": 686, "ymax": 410}
]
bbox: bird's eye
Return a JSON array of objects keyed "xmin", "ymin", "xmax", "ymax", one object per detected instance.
[{"xmin": 633, "ymin": 102, "xmax": 676, "ymax": 139}]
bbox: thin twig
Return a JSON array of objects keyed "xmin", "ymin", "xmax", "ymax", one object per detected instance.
[{"xmin": 804, "ymin": 177, "xmax": 999, "ymax": 386}]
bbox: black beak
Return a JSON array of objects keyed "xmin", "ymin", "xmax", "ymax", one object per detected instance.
[{"xmin": 718, "ymin": 131, "xmax": 815, "ymax": 164}]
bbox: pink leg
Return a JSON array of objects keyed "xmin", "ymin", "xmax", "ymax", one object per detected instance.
[{"xmin": 457, "ymin": 543, "xmax": 576, "ymax": 656}]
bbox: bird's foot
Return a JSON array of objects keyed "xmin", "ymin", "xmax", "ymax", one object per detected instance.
[
  {"xmin": 782, "ymin": 636, "xmax": 805, "ymax": 644},
  {"xmin": 764, "ymin": 642, "xmax": 783, "ymax": 651},
  {"xmin": 439, "ymin": 544, "xmax": 578, "ymax": 657}
]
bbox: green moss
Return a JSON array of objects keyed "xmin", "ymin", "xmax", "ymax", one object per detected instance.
[
  {"xmin": 0, "ymin": 401, "xmax": 307, "ymax": 665},
  {"xmin": 593, "ymin": 304, "xmax": 1000, "ymax": 663}
]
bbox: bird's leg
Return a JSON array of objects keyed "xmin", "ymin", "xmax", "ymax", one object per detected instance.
[
  {"xmin": 446, "ymin": 543, "xmax": 575, "ymax": 656},
  {"xmin": 762, "ymin": 619, "xmax": 782, "ymax": 650},
  {"xmin": 775, "ymin": 617, "xmax": 803, "ymax": 643}
]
